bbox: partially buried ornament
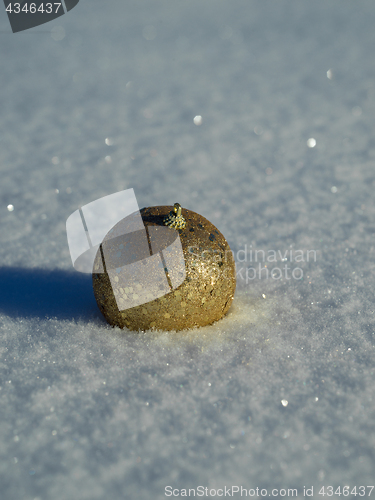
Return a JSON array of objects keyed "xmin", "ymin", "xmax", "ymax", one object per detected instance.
[{"xmin": 92, "ymin": 203, "xmax": 236, "ymax": 331}]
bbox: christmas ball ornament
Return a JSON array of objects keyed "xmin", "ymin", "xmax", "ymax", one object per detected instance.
[{"xmin": 92, "ymin": 203, "xmax": 236, "ymax": 331}]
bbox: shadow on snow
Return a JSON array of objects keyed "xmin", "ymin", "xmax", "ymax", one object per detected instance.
[{"xmin": 0, "ymin": 266, "xmax": 104, "ymax": 322}]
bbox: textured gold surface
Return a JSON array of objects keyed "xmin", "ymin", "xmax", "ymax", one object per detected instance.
[{"xmin": 92, "ymin": 205, "xmax": 236, "ymax": 332}]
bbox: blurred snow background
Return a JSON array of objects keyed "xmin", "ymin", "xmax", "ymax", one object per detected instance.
[{"xmin": 1, "ymin": 0, "xmax": 375, "ymax": 498}]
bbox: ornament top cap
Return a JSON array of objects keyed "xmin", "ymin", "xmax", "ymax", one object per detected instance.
[
  {"xmin": 173, "ymin": 203, "xmax": 182, "ymax": 217},
  {"xmin": 163, "ymin": 203, "xmax": 186, "ymax": 229}
]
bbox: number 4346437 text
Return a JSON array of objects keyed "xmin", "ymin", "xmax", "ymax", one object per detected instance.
[{"xmin": 6, "ymin": 3, "xmax": 62, "ymax": 14}]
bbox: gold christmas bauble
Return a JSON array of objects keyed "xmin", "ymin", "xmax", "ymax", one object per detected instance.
[{"xmin": 92, "ymin": 204, "xmax": 236, "ymax": 331}]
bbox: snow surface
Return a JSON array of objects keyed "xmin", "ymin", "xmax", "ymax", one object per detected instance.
[{"xmin": 1, "ymin": 0, "xmax": 375, "ymax": 498}]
